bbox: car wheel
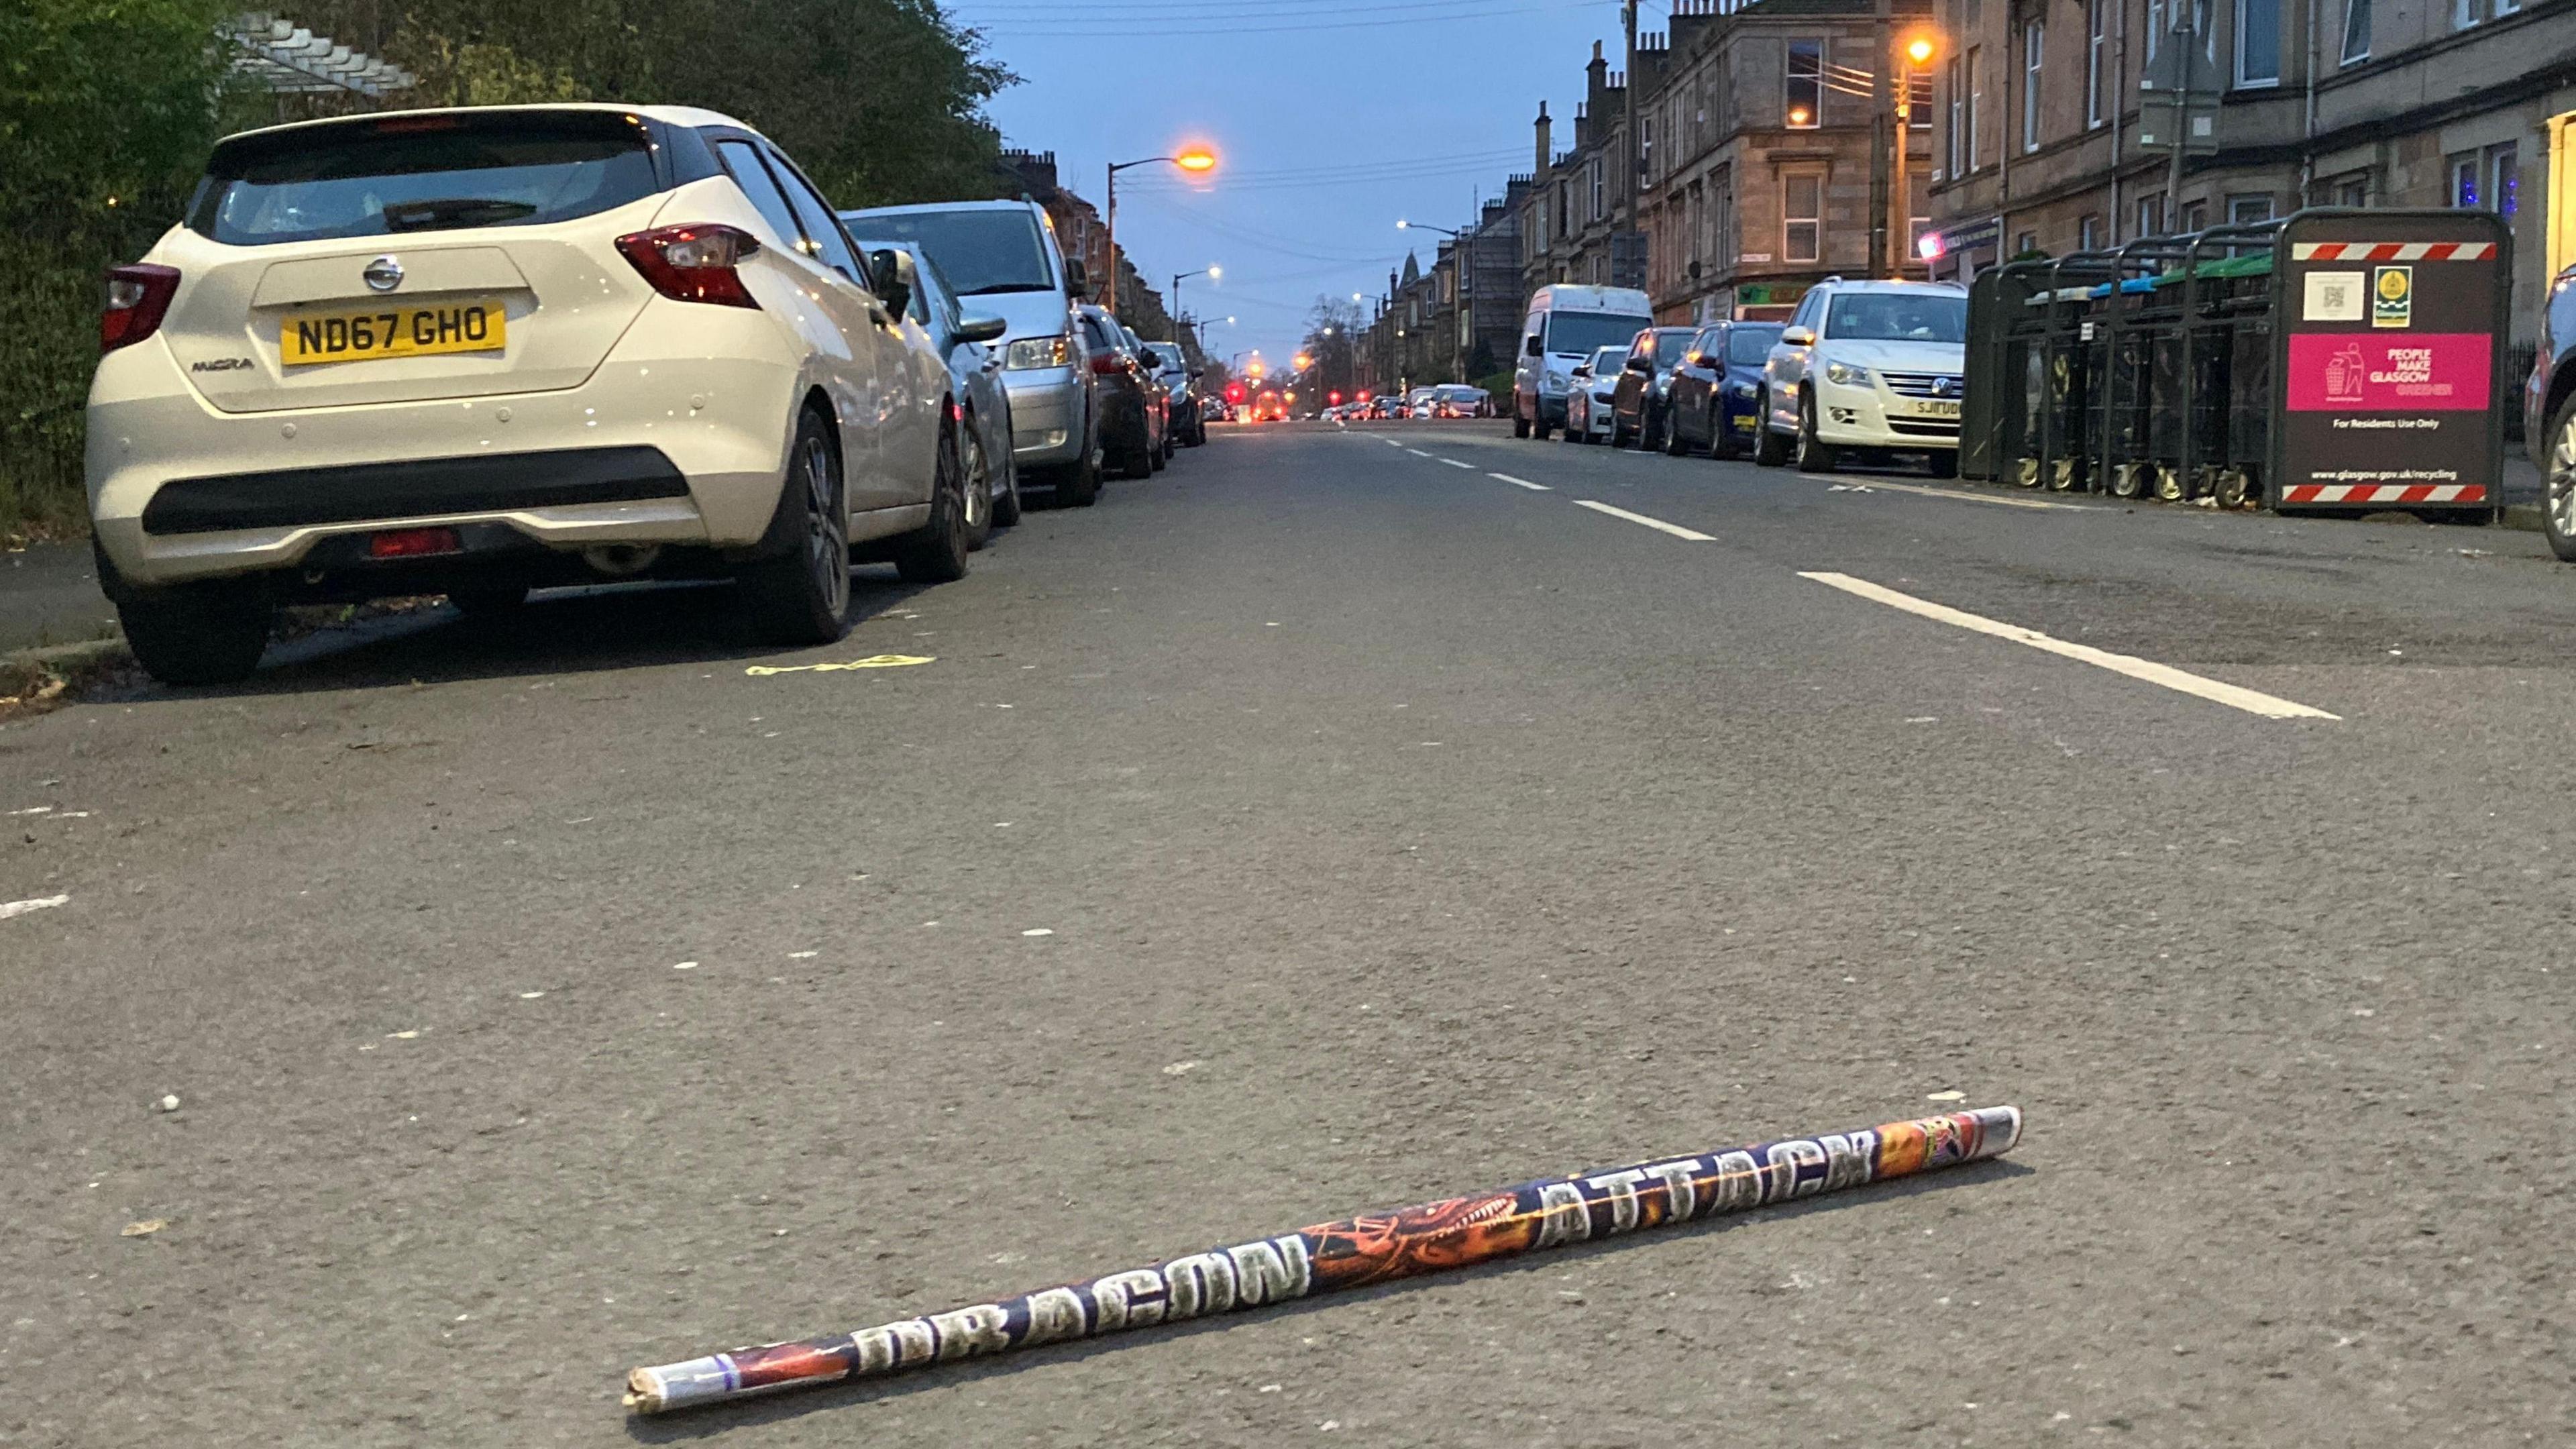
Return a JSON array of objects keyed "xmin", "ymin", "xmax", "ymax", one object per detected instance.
[
  {"xmin": 1664, "ymin": 408, "xmax": 1693, "ymax": 456},
  {"xmin": 992, "ymin": 447, "xmax": 1023, "ymax": 527},
  {"xmin": 1057, "ymin": 446, "xmax": 1101, "ymax": 508},
  {"xmin": 741, "ymin": 409, "xmax": 851, "ymax": 645},
  {"xmin": 959, "ymin": 426, "xmax": 995, "ymax": 551},
  {"xmin": 1709, "ymin": 405, "xmax": 1738, "ymax": 460},
  {"xmin": 1752, "ymin": 392, "xmax": 1790, "ymax": 467},
  {"xmin": 894, "ymin": 425, "xmax": 971, "ymax": 584},
  {"xmin": 116, "ymin": 580, "xmax": 270, "ymax": 686},
  {"xmin": 1794, "ymin": 394, "xmax": 1837, "ymax": 474},
  {"xmin": 1928, "ymin": 450, "xmax": 1960, "ymax": 480},
  {"xmin": 2546, "ymin": 395, "xmax": 2576, "ymax": 563}
]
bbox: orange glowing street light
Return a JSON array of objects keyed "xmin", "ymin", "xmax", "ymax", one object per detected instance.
[
  {"xmin": 1894, "ymin": 33, "xmax": 1940, "ymax": 276},
  {"xmin": 1293, "ymin": 352, "xmax": 1313, "ymax": 370},
  {"xmin": 1106, "ymin": 143, "xmax": 1222, "ymax": 315},
  {"xmin": 1904, "ymin": 33, "xmax": 1937, "ymax": 65}
]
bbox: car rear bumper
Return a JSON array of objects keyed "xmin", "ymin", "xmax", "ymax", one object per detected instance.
[{"xmin": 87, "ymin": 321, "xmax": 804, "ymax": 588}]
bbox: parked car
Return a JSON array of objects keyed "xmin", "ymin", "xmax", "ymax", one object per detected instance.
[
  {"xmin": 1075, "ymin": 306, "xmax": 1159, "ymax": 477},
  {"xmin": 1119, "ymin": 323, "xmax": 1172, "ymax": 466},
  {"xmin": 1140, "ymin": 341, "xmax": 1207, "ymax": 447},
  {"xmin": 2525, "ymin": 263, "xmax": 2576, "ymax": 561},
  {"xmin": 1368, "ymin": 395, "xmax": 1409, "ymax": 420},
  {"xmin": 1406, "ymin": 386, "xmax": 1439, "ymax": 418},
  {"xmin": 1430, "ymin": 383, "xmax": 1491, "ymax": 418},
  {"xmin": 849, "ymin": 237, "xmax": 1018, "ymax": 543},
  {"xmin": 1755, "ymin": 277, "xmax": 1968, "ymax": 476},
  {"xmin": 1664, "ymin": 320, "xmax": 1784, "ymax": 458},
  {"xmin": 1562, "ymin": 345, "xmax": 1629, "ymax": 444},
  {"xmin": 1513, "ymin": 282, "xmax": 1653, "ymax": 439},
  {"xmin": 1608, "ymin": 325, "xmax": 1701, "ymax": 451},
  {"xmin": 842, "ymin": 197, "xmax": 1104, "ymax": 506},
  {"xmin": 88, "ymin": 103, "xmax": 969, "ymax": 684}
]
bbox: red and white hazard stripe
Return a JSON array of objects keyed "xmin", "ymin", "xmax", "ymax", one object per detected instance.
[
  {"xmin": 2281, "ymin": 483, "xmax": 2487, "ymax": 505},
  {"xmin": 2289, "ymin": 241, "xmax": 2496, "ymax": 262}
]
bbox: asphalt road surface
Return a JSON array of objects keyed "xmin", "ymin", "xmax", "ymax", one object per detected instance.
[{"xmin": 7, "ymin": 421, "xmax": 2575, "ymax": 1448}]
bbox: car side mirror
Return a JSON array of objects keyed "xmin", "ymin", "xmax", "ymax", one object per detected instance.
[
  {"xmin": 1625, "ymin": 356, "xmax": 1652, "ymax": 373},
  {"xmin": 1570, "ymin": 364, "xmax": 1591, "ymax": 378},
  {"xmin": 1781, "ymin": 325, "xmax": 1817, "ymax": 346},
  {"xmin": 956, "ymin": 314, "xmax": 1007, "ymax": 345},
  {"xmin": 1191, "ymin": 366, "xmax": 1206, "ymax": 378},
  {"xmin": 1525, "ymin": 335, "xmax": 1543, "ymax": 357}
]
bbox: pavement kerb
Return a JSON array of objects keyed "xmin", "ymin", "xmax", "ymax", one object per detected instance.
[
  {"xmin": 0, "ymin": 636, "xmax": 133, "ymax": 721},
  {"xmin": 2503, "ymin": 502, "xmax": 2544, "ymax": 533}
]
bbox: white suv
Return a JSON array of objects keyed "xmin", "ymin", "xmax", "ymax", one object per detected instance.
[
  {"xmin": 1752, "ymin": 278, "xmax": 1968, "ymax": 476},
  {"xmin": 87, "ymin": 104, "xmax": 967, "ymax": 684}
]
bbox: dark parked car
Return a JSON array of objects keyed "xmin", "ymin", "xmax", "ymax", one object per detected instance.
[
  {"xmin": 1075, "ymin": 305, "xmax": 1163, "ymax": 480},
  {"xmin": 1664, "ymin": 321, "xmax": 1786, "ymax": 459},
  {"xmin": 2526, "ymin": 263, "xmax": 2576, "ymax": 561},
  {"xmin": 1608, "ymin": 325, "xmax": 1701, "ymax": 451},
  {"xmin": 1142, "ymin": 341, "xmax": 1208, "ymax": 448}
]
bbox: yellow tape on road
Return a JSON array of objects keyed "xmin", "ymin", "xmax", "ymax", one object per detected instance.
[{"xmin": 745, "ymin": 655, "xmax": 936, "ymax": 676}]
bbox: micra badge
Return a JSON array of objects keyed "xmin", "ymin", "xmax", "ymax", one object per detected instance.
[{"xmin": 191, "ymin": 358, "xmax": 256, "ymax": 372}]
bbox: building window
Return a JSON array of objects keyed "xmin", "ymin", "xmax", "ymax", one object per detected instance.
[
  {"xmin": 2180, "ymin": 199, "xmax": 2208, "ymax": 231},
  {"xmin": 2087, "ymin": 0, "xmax": 2109, "ymax": 127},
  {"xmin": 1589, "ymin": 158, "xmax": 1604, "ymax": 221},
  {"xmin": 2332, "ymin": 174, "xmax": 2368, "ymax": 207},
  {"xmin": 1910, "ymin": 68, "xmax": 1932, "ymax": 127},
  {"xmin": 2147, "ymin": 0, "xmax": 2165, "ymax": 58},
  {"xmin": 2138, "ymin": 192, "xmax": 2165, "ymax": 235},
  {"xmin": 1784, "ymin": 173, "xmax": 1823, "ymax": 262},
  {"xmin": 2228, "ymin": 193, "xmax": 2274, "ymax": 224},
  {"xmin": 1946, "ymin": 57, "xmax": 1965, "ymax": 174},
  {"xmin": 1642, "ymin": 112, "xmax": 1659, "ymax": 184},
  {"xmin": 2237, "ymin": 0, "xmax": 2280, "ymax": 85},
  {"xmin": 1966, "ymin": 47, "xmax": 1984, "ymax": 170},
  {"xmin": 2022, "ymin": 21, "xmax": 2044, "ymax": 154},
  {"xmin": 2452, "ymin": 157, "xmax": 2479, "ymax": 208},
  {"xmin": 2453, "ymin": 0, "xmax": 2477, "ymax": 28},
  {"xmin": 2490, "ymin": 143, "xmax": 2520, "ymax": 219},
  {"xmin": 2015, "ymin": 230, "xmax": 2039, "ymax": 255},
  {"xmin": 1787, "ymin": 39, "xmax": 1824, "ymax": 127},
  {"xmin": 2339, "ymin": 0, "xmax": 2370, "ymax": 61},
  {"xmin": 2079, "ymin": 214, "xmax": 2102, "ymax": 250},
  {"xmin": 2496, "ymin": 0, "xmax": 2520, "ymax": 15}
]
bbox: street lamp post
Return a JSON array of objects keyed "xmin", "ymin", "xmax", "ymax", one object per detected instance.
[
  {"xmin": 1106, "ymin": 146, "xmax": 1218, "ymax": 317},
  {"xmin": 1894, "ymin": 34, "xmax": 1936, "ymax": 274},
  {"xmin": 1172, "ymin": 266, "xmax": 1220, "ymax": 345}
]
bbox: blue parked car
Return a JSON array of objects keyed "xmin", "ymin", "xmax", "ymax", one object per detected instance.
[{"xmin": 1664, "ymin": 320, "xmax": 1785, "ymax": 460}]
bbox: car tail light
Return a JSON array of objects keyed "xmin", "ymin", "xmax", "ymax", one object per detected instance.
[
  {"xmin": 614, "ymin": 224, "xmax": 761, "ymax": 308},
  {"xmin": 1089, "ymin": 354, "xmax": 1126, "ymax": 376},
  {"xmin": 100, "ymin": 264, "xmax": 180, "ymax": 354},
  {"xmin": 370, "ymin": 527, "xmax": 462, "ymax": 559}
]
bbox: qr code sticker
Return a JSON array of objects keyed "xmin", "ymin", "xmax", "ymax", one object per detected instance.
[{"xmin": 2305, "ymin": 270, "xmax": 2366, "ymax": 323}]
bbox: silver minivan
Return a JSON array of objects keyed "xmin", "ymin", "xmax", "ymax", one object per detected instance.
[{"xmin": 841, "ymin": 199, "xmax": 1105, "ymax": 504}]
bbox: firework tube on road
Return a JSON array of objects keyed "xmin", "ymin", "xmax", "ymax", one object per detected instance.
[{"xmin": 624, "ymin": 1105, "xmax": 2022, "ymax": 1414}]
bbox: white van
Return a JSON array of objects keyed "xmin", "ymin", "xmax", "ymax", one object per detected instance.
[{"xmin": 1513, "ymin": 284, "xmax": 1653, "ymax": 439}]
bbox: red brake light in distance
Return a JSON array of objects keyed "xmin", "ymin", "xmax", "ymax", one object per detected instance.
[
  {"xmin": 614, "ymin": 224, "xmax": 762, "ymax": 308},
  {"xmin": 100, "ymin": 264, "xmax": 180, "ymax": 354}
]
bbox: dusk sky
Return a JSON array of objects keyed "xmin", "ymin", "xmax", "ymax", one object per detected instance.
[{"xmin": 953, "ymin": 0, "xmax": 1638, "ymax": 369}]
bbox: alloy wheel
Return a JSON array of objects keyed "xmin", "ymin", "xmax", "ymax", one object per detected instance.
[
  {"xmin": 2553, "ymin": 411, "xmax": 2576, "ymax": 537},
  {"xmin": 800, "ymin": 434, "xmax": 847, "ymax": 619}
]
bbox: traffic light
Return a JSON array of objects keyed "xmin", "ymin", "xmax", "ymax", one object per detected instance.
[{"xmin": 1328, "ymin": 390, "xmax": 1342, "ymax": 405}]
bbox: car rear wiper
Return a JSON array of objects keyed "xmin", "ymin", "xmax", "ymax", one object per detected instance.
[
  {"xmin": 956, "ymin": 282, "xmax": 1055, "ymax": 296},
  {"xmin": 383, "ymin": 197, "xmax": 539, "ymax": 232}
]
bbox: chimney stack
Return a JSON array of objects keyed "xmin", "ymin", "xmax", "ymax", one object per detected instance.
[{"xmin": 1534, "ymin": 101, "xmax": 1552, "ymax": 178}]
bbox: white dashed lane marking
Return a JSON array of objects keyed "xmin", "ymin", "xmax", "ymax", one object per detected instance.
[
  {"xmin": 1488, "ymin": 473, "xmax": 1552, "ymax": 490},
  {"xmin": 1440, "ymin": 458, "xmax": 1476, "ymax": 469},
  {"xmin": 1796, "ymin": 572, "xmax": 2339, "ymax": 721},
  {"xmin": 1571, "ymin": 499, "xmax": 1716, "ymax": 542}
]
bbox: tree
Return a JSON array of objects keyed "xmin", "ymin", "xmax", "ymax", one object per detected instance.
[{"xmin": 1299, "ymin": 296, "xmax": 1366, "ymax": 402}]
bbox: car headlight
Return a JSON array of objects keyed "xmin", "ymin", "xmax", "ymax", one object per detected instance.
[
  {"xmin": 1731, "ymin": 380, "xmax": 1758, "ymax": 398},
  {"xmin": 1003, "ymin": 334, "xmax": 1071, "ymax": 370},
  {"xmin": 1823, "ymin": 360, "xmax": 1874, "ymax": 388}
]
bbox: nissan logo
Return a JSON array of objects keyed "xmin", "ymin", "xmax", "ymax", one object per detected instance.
[{"xmin": 362, "ymin": 256, "xmax": 405, "ymax": 292}]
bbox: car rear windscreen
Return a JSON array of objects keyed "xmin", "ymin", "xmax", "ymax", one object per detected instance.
[
  {"xmin": 1654, "ymin": 331, "xmax": 1694, "ymax": 366},
  {"xmin": 186, "ymin": 112, "xmax": 661, "ymax": 246},
  {"xmin": 1544, "ymin": 311, "xmax": 1652, "ymax": 357},
  {"xmin": 847, "ymin": 209, "xmax": 1053, "ymax": 296},
  {"xmin": 1727, "ymin": 327, "xmax": 1784, "ymax": 364}
]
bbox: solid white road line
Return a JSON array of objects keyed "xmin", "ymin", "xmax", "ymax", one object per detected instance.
[
  {"xmin": 1824, "ymin": 477, "xmax": 2071, "ymax": 511},
  {"xmin": 1440, "ymin": 458, "xmax": 1476, "ymax": 469},
  {"xmin": 1571, "ymin": 499, "xmax": 1717, "ymax": 541},
  {"xmin": 1796, "ymin": 572, "xmax": 2340, "ymax": 721},
  {"xmin": 1488, "ymin": 473, "xmax": 1552, "ymax": 490}
]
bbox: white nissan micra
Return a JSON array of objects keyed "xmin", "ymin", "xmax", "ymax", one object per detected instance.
[{"xmin": 87, "ymin": 104, "xmax": 969, "ymax": 684}]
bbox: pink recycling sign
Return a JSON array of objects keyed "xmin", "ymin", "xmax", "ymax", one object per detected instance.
[{"xmin": 2286, "ymin": 333, "xmax": 2491, "ymax": 412}]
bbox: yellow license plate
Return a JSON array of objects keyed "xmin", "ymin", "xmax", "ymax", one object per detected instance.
[{"xmin": 280, "ymin": 300, "xmax": 506, "ymax": 366}]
